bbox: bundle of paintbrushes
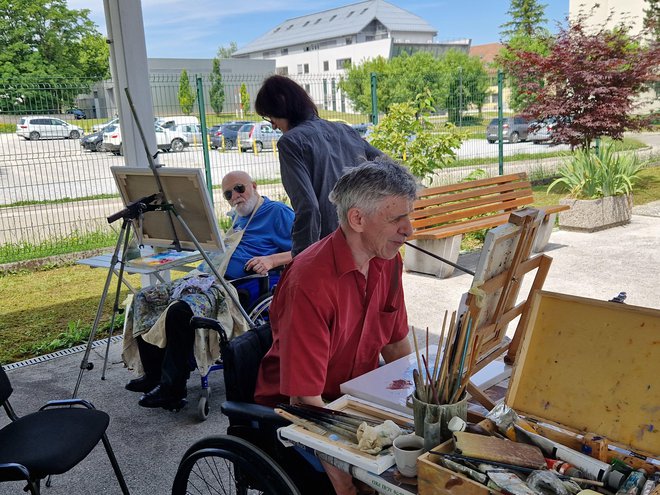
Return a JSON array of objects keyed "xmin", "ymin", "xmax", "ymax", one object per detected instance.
[{"xmin": 412, "ymin": 309, "xmax": 482, "ymax": 405}]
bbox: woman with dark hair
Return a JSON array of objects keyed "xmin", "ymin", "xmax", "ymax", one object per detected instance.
[{"xmin": 255, "ymin": 75, "xmax": 382, "ymax": 256}]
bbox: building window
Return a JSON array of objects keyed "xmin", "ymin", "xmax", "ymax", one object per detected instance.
[
  {"xmin": 297, "ymin": 64, "xmax": 303, "ymax": 75},
  {"xmin": 323, "ymin": 61, "xmax": 329, "ymax": 71},
  {"xmin": 336, "ymin": 58, "xmax": 351, "ymax": 70},
  {"xmin": 304, "ymin": 84, "xmax": 311, "ymax": 93},
  {"xmin": 366, "ymin": 35, "xmax": 374, "ymax": 41},
  {"xmin": 314, "ymin": 18, "xmax": 321, "ymax": 24},
  {"xmin": 347, "ymin": 10, "xmax": 354, "ymax": 17},
  {"xmin": 345, "ymin": 37, "xmax": 352, "ymax": 45},
  {"xmin": 360, "ymin": 8, "xmax": 368, "ymax": 14},
  {"xmin": 276, "ymin": 67, "xmax": 289, "ymax": 76},
  {"xmin": 303, "ymin": 21, "xmax": 310, "ymax": 27},
  {"xmin": 330, "ymin": 14, "xmax": 337, "ymax": 21},
  {"xmin": 286, "ymin": 24, "xmax": 293, "ymax": 30},
  {"xmin": 281, "ymin": 48, "xmax": 288, "ymax": 55},
  {"xmin": 304, "ymin": 64, "xmax": 309, "ymax": 74},
  {"xmin": 274, "ymin": 27, "xmax": 281, "ymax": 33}
]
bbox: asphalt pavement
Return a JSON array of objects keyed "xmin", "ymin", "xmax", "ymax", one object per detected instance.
[{"xmin": 1, "ymin": 207, "xmax": 659, "ymax": 494}]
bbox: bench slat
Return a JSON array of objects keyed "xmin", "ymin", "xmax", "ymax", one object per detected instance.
[
  {"xmin": 411, "ymin": 213, "xmax": 512, "ymax": 240},
  {"xmin": 413, "ymin": 196, "xmax": 534, "ymax": 231},
  {"xmin": 541, "ymin": 204, "xmax": 570, "ymax": 215},
  {"xmin": 419, "ymin": 172, "xmax": 528, "ymax": 197},
  {"xmin": 414, "ymin": 180, "xmax": 533, "ymax": 210},
  {"xmin": 412, "ymin": 188, "xmax": 533, "ymax": 221}
]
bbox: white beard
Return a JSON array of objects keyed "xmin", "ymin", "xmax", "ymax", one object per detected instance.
[{"xmin": 234, "ymin": 194, "xmax": 259, "ymax": 217}]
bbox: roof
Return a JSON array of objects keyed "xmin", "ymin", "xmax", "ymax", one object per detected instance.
[
  {"xmin": 469, "ymin": 43, "xmax": 503, "ymax": 65},
  {"xmin": 234, "ymin": 0, "xmax": 437, "ymax": 56}
]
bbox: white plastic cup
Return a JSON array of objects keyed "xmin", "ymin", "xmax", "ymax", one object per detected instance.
[{"xmin": 392, "ymin": 434, "xmax": 425, "ymax": 478}]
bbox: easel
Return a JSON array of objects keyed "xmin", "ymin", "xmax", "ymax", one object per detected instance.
[
  {"xmin": 72, "ymin": 90, "xmax": 255, "ymax": 398},
  {"xmin": 460, "ymin": 209, "xmax": 553, "ymax": 410}
]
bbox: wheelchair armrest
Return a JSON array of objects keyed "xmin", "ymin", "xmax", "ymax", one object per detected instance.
[
  {"xmin": 221, "ymin": 400, "xmax": 289, "ymax": 427},
  {"xmin": 190, "ymin": 316, "xmax": 226, "ymax": 333},
  {"xmin": 39, "ymin": 398, "xmax": 96, "ymax": 411},
  {"xmin": 0, "ymin": 462, "xmax": 31, "ymax": 482}
]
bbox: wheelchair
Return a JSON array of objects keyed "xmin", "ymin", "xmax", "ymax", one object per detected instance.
[
  {"xmin": 173, "ymin": 317, "xmax": 335, "ymax": 494},
  {"xmin": 194, "ymin": 270, "xmax": 279, "ymax": 421}
]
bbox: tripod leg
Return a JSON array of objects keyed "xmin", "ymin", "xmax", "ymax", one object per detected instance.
[
  {"xmin": 101, "ymin": 224, "xmax": 133, "ymax": 380},
  {"xmin": 72, "ymin": 219, "xmax": 130, "ymax": 398}
]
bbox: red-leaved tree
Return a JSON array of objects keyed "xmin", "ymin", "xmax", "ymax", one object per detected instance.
[{"xmin": 502, "ymin": 15, "xmax": 660, "ymax": 149}]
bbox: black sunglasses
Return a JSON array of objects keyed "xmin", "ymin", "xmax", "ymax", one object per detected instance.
[{"xmin": 223, "ymin": 183, "xmax": 246, "ymax": 201}]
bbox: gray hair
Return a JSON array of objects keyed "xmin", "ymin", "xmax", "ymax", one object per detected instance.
[{"xmin": 329, "ymin": 158, "xmax": 419, "ymax": 224}]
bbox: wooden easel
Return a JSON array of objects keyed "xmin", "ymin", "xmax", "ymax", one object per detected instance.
[{"xmin": 460, "ymin": 209, "xmax": 553, "ymax": 410}]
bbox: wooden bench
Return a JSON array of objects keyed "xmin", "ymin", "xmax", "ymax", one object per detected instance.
[{"xmin": 404, "ymin": 172, "xmax": 569, "ymax": 278}]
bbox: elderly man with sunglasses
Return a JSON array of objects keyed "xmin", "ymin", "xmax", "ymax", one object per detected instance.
[{"xmin": 123, "ymin": 171, "xmax": 294, "ymax": 411}]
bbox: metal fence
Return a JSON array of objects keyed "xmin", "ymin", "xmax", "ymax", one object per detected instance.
[{"xmin": 0, "ymin": 72, "xmax": 569, "ymax": 264}]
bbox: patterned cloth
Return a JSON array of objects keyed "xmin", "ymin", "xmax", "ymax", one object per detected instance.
[{"xmin": 122, "ymin": 273, "xmax": 248, "ymax": 376}]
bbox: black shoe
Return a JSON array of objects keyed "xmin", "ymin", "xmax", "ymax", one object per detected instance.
[
  {"xmin": 125, "ymin": 375, "xmax": 160, "ymax": 393},
  {"xmin": 138, "ymin": 385, "xmax": 187, "ymax": 411}
]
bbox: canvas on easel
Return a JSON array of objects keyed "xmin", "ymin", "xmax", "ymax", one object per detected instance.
[
  {"xmin": 111, "ymin": 166, "xmax": 224, "ymax": 252},
  {"xmin": 458, "ymin": 208, "xmax": 553, "ymax": 410}
]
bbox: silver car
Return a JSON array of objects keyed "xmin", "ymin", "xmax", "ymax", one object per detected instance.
[
  {"xmin": 486, "ymin": 116, "xmax": 530, "ymax": 143},
  {"xmin": 16, "ymin": 116, "xmax": 84, "ymax": 141},
  {"xmin": 237, "ymin": 122, "xmax": 282, "ymax": 152}
]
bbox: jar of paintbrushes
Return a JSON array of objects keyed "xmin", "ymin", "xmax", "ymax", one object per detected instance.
[{"xmin": 411, "ymin": 310, "xmax": 480, "ymax": 451}]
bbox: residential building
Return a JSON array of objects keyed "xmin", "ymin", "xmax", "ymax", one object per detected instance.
[
  {"xmin": 569, "ymin": 0, "xmax": 646, "ymax": 34},
  {"xmin": 469, "ymin": 43, "xmax": 508, "ymax": 113},
  {"xmin": 233, "ymin": 0, "xmax": 471, "ymax": 112}
]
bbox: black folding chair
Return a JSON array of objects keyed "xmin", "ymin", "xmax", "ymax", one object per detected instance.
[{"xmin": 0, "ymin": 366, "xmax": 130, "ymax": 495}]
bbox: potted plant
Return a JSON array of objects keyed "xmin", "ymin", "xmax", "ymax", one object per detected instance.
[{"xmin": 547, "ymin": 142, "xmax": 646, "ymax": 232}]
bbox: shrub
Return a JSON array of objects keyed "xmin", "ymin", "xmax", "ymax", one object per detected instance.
[{"xmin": 547, "ymin": 143, "xmax": 646, "ymax": 199}]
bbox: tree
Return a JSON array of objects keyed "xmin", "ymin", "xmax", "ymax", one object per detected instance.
[
  {"xmin": 368, "ymin": 97, "xmax": 466, "ymax": 184},
  {"xmin": 502, "ymin": 15, "xmax": 660, "ymax": 149},
  {"xmin": 239, "ymin": 83, "xmax": 250, "ymax": 113},
  {"xmin": 500, "ymin": 0, "xmax": 548, "ymax": 40},
  {"xmin": 340, "ymin": 51, "xmax": 488, "ymax": 120},
  {"xmin": 217, "ymin": 41, "xmax": 238, "ymax": 59},
  {"xmin": 178, "ymin": 69, "xmax": 195, "ymax": 115},
  {"xmin": 438, "ymin": 50, "xmax": 490, "ymax": 123},
  {"xmin": 0, "ymin": 0, "xmax": 109, "ymax": 113},
  {"xmin": 644, "ymin": 0, "xmax": 660, "ymax": 42},
  {"xmin": 209, "ymin": 58, "xmax": 225, "ymax": 115}
]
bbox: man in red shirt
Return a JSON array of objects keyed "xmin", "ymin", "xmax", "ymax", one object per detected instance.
[{"xmin": 254, "ymin": 159, "xmax": 417, "ymax": 494}]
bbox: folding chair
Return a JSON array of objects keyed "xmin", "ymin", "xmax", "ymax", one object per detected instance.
[{"xmin": 0, "ymin": 366, "xmax": 130, "ymax": 495}]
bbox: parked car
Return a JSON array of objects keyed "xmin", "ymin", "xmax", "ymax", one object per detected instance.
[
  {"xmin": 66, "ymin": 108, "xmax": 86, "ymax": 119},
  {"xmin": 92, "ymin": 117, "xmax": 119, "ymax": 133},
  {"xmin": 528, "ymin": 116, "xmax": 572, "ymax": 144},
  {"xmin": 80, "ymin": 130, "xmax": 104, "ymax": 152},
  {"xmin": 351, "ymin": 122, "xmax": 374, "ymax": 140},
  {"xmin": 173, "ymin": 123, "xmax": 203, "ymax": 145},
  {"xmin": 103, "ymin": 124, "xmax": 189, "ymax": 155},
  {"xmin": 155, "ymin": 115, "xmax": 199, "ymax": 129},
  {"xmin": 486, "ymin": 116, "xmax": 530, "ymax": 143},
  {"xmin": 210, "ymin": 121, "xmax": 252, "ymax": 149},
  {"xmin": 16, "ymin": 116, "xmax": 84, "ymax": 140},
  {"xmin": 237, "ymin": 122, "xmax": 282, "ymax": 152}
]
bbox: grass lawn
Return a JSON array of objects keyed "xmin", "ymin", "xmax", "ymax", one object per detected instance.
[{"xmin": 1, "ymin": 167, "xmax": 659, "ymax": 365}]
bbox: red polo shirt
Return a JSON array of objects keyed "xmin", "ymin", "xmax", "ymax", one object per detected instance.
[{"xmin": 254, "ymin": 228, "xmax": 408, "ymax": 407}]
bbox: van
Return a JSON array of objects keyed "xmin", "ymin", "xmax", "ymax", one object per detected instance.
[
  {"xmin": 155, "ymin": 115, "xmax": 199, "ymax": 129},
  {"xmin": 16, "ymin": 116, "xmax": 84, "ymax": 141}
]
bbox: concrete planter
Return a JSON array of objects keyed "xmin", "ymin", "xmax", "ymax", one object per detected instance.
[{"xmin": 558, "ymin": 194, "xmax": 633, "ymax": 232}]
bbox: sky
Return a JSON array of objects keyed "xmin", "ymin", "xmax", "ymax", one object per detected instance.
[{"xmin": 67, "ymin": 0, "xmax": 571, "ymax": 59}]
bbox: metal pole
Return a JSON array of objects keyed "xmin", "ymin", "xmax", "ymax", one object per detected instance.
[
  {"xmin": 497, "ymin": 70, "xmax": 504, "ymax": 176},
  {"xmin": 370, "ymin": 72, "xmax": 378, "ymax": 125},
  {"xmin": 196, "ymin": 76, "xmax": 213, "ymax": 203},
  {"xmin": 459, "ymin": 66, "xmax": 463, "ymax": 127}
]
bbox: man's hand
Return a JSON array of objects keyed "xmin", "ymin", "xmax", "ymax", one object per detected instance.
[
  {"xmin": 245, "ymin": 255, "xmax": 275, "ymax": 274},
  {"xmin": 244, "ymin": 251, "xmax": 292, "ymax": 275}
]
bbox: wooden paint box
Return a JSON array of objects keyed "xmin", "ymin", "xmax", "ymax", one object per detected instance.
[{"xmin": 417, "ymin": 291, "xmax": 660, "ymax": 494}]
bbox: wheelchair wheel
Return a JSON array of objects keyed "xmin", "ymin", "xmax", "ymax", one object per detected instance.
[
  {"xmin": 248, "ymin": 294, "xmax": 273, "ymax": 326},
  {"xmin": 171, "ymin": 435, "xmax": 300, "ymax": 495}
]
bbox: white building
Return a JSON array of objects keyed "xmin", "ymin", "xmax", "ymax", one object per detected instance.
[
  {"xmin": 569, "ymin": 0, "xmax": 646, "ymax": 34},
  {"xmin": 233, "ymin": 0, "xmax": 470, "ymax": 113}
]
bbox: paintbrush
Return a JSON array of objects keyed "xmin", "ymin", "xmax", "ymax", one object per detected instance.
[
  {"xmin": 294, "ymin": 403, "xmax": 382, "ymax": 428},
  {"xmin": 278, "ymin": 404, "xmax": 360, "ymax": 439}
]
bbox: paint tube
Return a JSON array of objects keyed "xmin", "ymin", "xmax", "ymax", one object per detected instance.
[
  {"xmin": 546, "ymin": 458, "xmax": 585, "ymax": 479},
  {"xmin": 616, "ymin": 469, "xmax": 648, "ymax": 495},
  {"xmin": 639, "ymin": 473, "xmax": 659, "ymax": 495}
]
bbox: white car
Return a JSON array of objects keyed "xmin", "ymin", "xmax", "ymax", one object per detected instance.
[
  {"xmin": 92, "ymin": 117, "xmax": 119, "ymax": 133},
  {"xmin": 16, "ymin": 116, "xmax": 84, "ymax": 141},
  {"xmin": 103, "ymin": 124, "xmax": 189, "ymax": 155}
]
